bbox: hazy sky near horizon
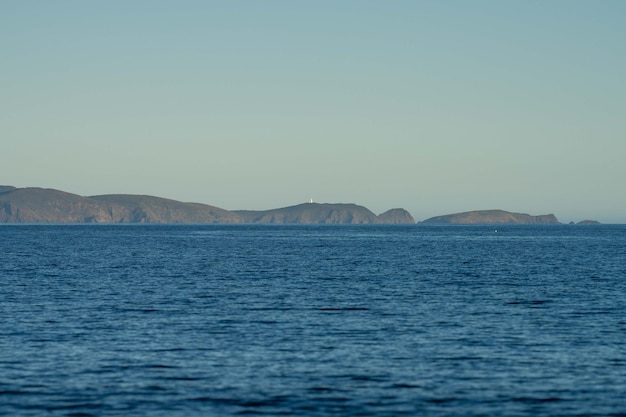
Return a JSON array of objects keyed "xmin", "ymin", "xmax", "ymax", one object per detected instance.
[{"xmin": 2, "ymin": 1, "xmax": 625, "ymax": 222}]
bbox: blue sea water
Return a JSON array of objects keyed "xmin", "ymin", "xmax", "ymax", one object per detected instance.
[{"xmin": 1, "ymin": 224, "xmax": 625, "ymax": 416}]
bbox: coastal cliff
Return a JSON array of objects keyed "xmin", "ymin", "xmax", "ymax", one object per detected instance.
[
  {"xmin": 90, "ymin": 194, "xmax": 242, "ymax": 223},
  {"xmin": 0, "ymin": 188, "xmax": 119, "ymax": 223}
]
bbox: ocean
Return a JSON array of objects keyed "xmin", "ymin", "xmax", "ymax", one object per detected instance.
[{"xmin": 1, "ymin": 224, "xmax": 625, "ymax": 416}]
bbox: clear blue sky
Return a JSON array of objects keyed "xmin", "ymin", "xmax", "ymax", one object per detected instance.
[{"xmin": 2, "ymin": 1, "xmax": 625, "ymax": 223}]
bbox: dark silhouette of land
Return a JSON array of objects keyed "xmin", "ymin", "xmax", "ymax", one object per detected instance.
[
  {"xmin": 421, "ymin": 209, "xmax": 559, "ymax": 224},
  {"xmin": 1, "ymin": 186, "xmax": 601, "ymax": 224},
  {"xmin": 235, "ymin": 204, "xmax": 414, "ymax": 224},
  {"xmin": 0, "ymin": 186, "xmax": 414, "ymax": 224}
]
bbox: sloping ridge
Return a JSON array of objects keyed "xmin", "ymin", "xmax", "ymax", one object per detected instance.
[
  {"xmin": 90, "ymin": 194, "xmax": 242, "ymax": 223},
  {"xmin": 0, "ymin": 186, "xmax": 17, "ymax": 194},
  {"xmin": 0, "ymin": 187, "xmax": 118, "ymax": 223},
  {"xmin": 235, "ymin": 203, "xmax": 380, "ymax": 224},
  {"xmin": 0, "ymin": 188, "xmax": 240, "ymax": 223},
  {"xmin": 421, "ymin": 209, "xmax": 559, "ymax": 224}
]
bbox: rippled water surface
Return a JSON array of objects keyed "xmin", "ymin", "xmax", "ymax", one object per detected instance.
[{"xmin": 1, "ymin": 224, "xmax": 625, "ymax": 416}]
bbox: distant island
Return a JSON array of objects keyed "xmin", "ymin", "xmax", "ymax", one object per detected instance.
[
  {"xmin": 421, "ymin": 209, "xmax": 560, "ymax": 225},
  {"xmin": 573, "ymin": 220, "xmax": 601, "ymax": 225},
  {"xmin": 0, "ymin": 186, "xmax": 414, "ymax": 224}
]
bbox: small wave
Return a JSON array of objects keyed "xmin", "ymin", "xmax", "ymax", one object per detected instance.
[
  {"xmin": 389, "ymin": 382, "xmax": 421, "ymax": 389},
  {"xmin": 507, "ymin": 300, "xmax": 552, "ymax": 306},
  {"xmin": 308, "ymin": 386, "xmax": 336, "ymax": 392},
  {"xmin": 145, "ymin": 364, "xmax": 178, "ymax": 369},
  {"xmin": 512, "ymin": 396, "xmax": 564, "ymax": 404},
  {"xmin": 426, "ymin": 397, "xmax": 457, "ymax": 404}
]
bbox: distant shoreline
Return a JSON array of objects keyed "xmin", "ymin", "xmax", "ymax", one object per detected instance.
[{"xmin": 0, "ymin": 186, "xmax": 603, "ymax": 225}]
